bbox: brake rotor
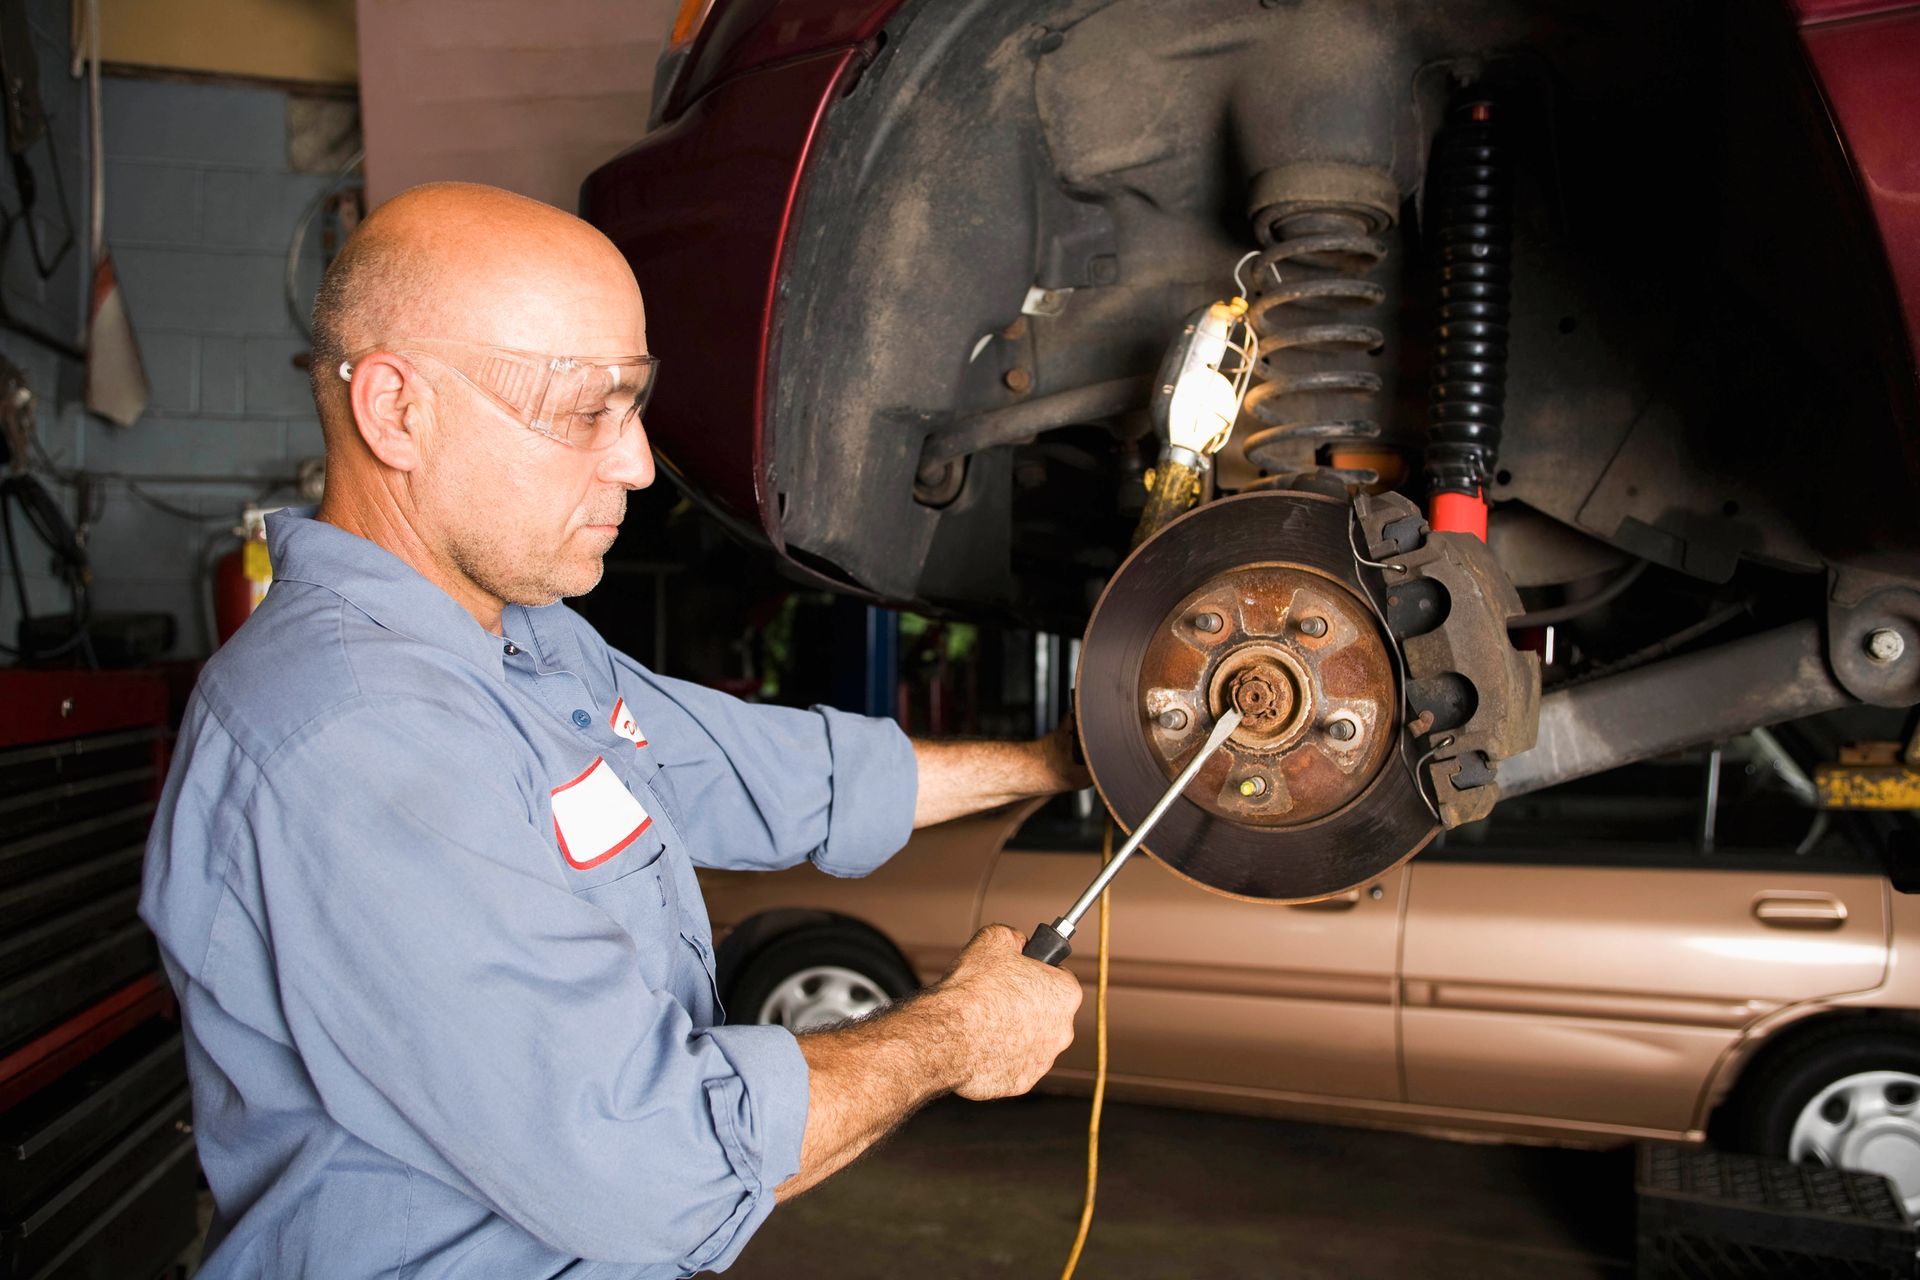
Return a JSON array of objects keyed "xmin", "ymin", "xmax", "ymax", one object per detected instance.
[{"xmin": 1077, "ymin": 489, "xmax": 1438, "ymax": 902}]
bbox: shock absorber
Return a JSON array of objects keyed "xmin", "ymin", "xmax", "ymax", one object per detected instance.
[
  {"xmin": 1423, "ymin": 97, "xmax": 1513, "ymax": 541},
  {"xmin": 1239, "ymin": 162, "xmax": 1398, "ymax": 491}
]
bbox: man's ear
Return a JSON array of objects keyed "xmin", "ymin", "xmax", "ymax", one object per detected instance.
[{"xmin": 345, "ymin": 352, "xmax": 432, "ymax": 472}]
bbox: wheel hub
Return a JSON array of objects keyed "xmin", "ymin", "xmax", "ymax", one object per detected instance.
[{"xmin": 1144, "ymin": 560, "xmax": 1397, "ymax": 830}]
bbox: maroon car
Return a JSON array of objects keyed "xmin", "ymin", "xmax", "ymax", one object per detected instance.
[{"xmin": 585, "ymin": 1, "xmax": 1920, "ymax": 903}]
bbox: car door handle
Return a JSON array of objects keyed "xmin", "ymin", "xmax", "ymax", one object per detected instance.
[
  {"xmin": 1290, "ymin": 889, "xmax": 1361, "ymax": 911},
  {"xmin": 1752, "ymin": 894, "xmax": 1847, "ymax": 929}
]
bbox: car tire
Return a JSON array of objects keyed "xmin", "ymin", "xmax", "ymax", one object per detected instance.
[
  {"xmin": 727, "ymin": 924, "xmax": 919, "ymax": 1033},
  {"xmin": 1727, "ymin": 1023, "xmax": 1920, "ymax": 1215}
]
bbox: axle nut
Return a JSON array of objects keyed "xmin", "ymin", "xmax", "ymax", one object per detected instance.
[
  {"xmin": 1866, "ymin": 628, "xmax": 1906, "ymax": 665},
  {"xmin": 1229, "ymin": 666, "xmax": 1293, "ymax": 730}
]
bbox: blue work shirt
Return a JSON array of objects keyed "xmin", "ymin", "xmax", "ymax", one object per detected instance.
[{"xmin": 139, "ymin": 508, "xmax": 918, "ymax": 1277}]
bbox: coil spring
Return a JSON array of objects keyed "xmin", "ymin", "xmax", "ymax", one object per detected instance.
[
  {"xmin": 1240, "ymin": 225, "xmax": 1390, "ymax": 489},
  {"xmin": 1424, "ymin": 98, "xmax": 1512, "ymax": 499}
]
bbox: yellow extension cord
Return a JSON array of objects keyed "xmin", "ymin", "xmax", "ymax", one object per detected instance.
[{"xmin": 1057, "ymin": 821, "xmax": 1113, "ymax": 1280}]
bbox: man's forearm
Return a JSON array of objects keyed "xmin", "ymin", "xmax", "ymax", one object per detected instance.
[
  {"xmin": 911, "ymin": 731, "xmax": 1085, "ymax": 828},
  {"xmin": 775, "ymin": 994, "xmax": 961, "ymax": 1201},
  {"xmin": 773, "ymin": 924, "xmax": 1083, "ymax": 1203}
]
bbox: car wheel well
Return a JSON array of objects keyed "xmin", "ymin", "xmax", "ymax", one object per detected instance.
[
  {"xmin": 714, "ymin": 908, "xmax": 918, "ymax": 1004},
  {"xmin": 1708, "ymin": 1008, "xmax": 1920, "ymax": 1146}
]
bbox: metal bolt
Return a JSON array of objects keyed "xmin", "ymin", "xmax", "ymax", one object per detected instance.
[
  {"xmin": 1238, "ymin": 776, "xmax": 1267, "ymax": 797},
  {"xmin": 1156, "ymin": 707, "xmax": 1189, "ymax": 731},
  {"xmin": 1004, "ymin": 367, "xmax": 1033, "ymax": 394},
  {"xmin": 1866, "ymin": 628, "xmax": 1906, "ymax": 665},
  {"xmin": 59, "ymin": 697, "xmax": 74, "ymax": 717},
  {"xmin": 1327, "ymin": 718, "xmax": 1357, "ymax": 742},
  {"xmin": 1298, "ymin": 616, "xmax": 1328, "ymax": 638},
  {"xmin": 1369, "ymin": 885, "xmax": 1385, "ymax": 901},
  {"xmin": 1193, "ymin": 612, "xmax": 1223, "ymax": 634}
]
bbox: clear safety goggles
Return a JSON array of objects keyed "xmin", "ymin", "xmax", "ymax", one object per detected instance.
[{"xmin": 340, "ymin": 338, "xmax": 659, "ymax": 451}]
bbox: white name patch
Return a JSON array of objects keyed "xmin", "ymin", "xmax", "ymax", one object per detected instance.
[
  {"xmin": 609, "ymin": 697, "xmax": 647, "ymax": 747},
  {"xmin": 550, "ymin": 756, "xmax": 652, "ymax": 870}
]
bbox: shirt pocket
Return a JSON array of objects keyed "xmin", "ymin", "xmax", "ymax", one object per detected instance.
[
  {"xmin": 572, "ymin": 858, "xmax": 675, "ymax": 993},
  {"xmin": 549, "ymin": 755, "xmax": 663, "ymax": 878}
]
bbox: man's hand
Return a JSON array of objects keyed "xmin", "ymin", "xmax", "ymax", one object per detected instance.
[
  {"xmin": 776, "ymin": 924, "xmax": 1081, "ymax": 1200},
  {"xmin": 932, "ymin": 924, "xmax": 1084, "ymax": 1099},
  {"xmin": 1041, "ymin": 707, "xmax": 1093, "ymax": 794}
]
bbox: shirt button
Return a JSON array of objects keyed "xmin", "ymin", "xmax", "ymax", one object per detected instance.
[
  {"xmin": 571, "ymin": 709, "xmax": 592, "ymax": 728},
  {"xmin": 503, "ymin": 642, "xmax": 519, "ymax": 656}
]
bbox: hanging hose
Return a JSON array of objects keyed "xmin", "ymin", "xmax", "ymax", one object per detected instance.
[{"xmin": 1424, "ymin": 96, "xmax": 1514, "ymax": 540}]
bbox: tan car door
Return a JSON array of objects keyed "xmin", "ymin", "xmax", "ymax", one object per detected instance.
[
  {"xmin": 978, "ymin": 795, "xmax": 1406, "ymax": 1102},
  {"xmin": 1400, "ymin": 734, "xmax": 1890, "ymax": 1134}
]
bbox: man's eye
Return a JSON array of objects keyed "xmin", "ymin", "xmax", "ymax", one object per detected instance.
[{"xmin": 560, "ymin": 408, "xmax": 613, "ymax": 445}]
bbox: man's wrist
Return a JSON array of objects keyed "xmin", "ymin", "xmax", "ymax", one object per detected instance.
[
  {"xmin": 1035, "ymin": 726, "xmax": 1091, "ymax": 795},
  {"xmin": 797, "ymin": 986, "xmax": 967, "ymax": 1102},
  {"xmin": 892, "ymin": 987, "xmax": 970, "ymax": 1097}
]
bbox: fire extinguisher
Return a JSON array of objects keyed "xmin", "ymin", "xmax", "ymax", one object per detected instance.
[{"xmin": 213, "ymin": 506, "xmax": 273, "ymax": 646}]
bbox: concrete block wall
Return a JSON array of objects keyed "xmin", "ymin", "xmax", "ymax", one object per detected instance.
[
  {"xmin": 76, "ymin": 76, "xmax": 335, "ymax": 655},
  {"xmin": 0, "ymin": 0, "xmax": 338, "ymax": 661}
]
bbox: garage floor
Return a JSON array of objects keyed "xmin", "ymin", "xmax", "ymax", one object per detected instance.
[{"xmin": 731, "ymin": 1095, "xmax": 1636, "ymax": 1279}]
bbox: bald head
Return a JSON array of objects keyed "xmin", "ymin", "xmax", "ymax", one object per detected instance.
[{"xmin": 309, "ymin": 182, "xmax": 645, "ymax": 434}]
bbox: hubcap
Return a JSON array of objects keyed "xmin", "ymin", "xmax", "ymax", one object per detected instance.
[
  {"xmin": 756, "ymin": 965, "xmax": 892, "ymax": 1033},
  {"xmin": 1789, "ymin": 1070, "xmax": 1920, "ymax": 1217}
]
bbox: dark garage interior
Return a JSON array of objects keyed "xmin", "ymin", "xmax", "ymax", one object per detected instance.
[{"xmin": 3, "ymin": 0, "xmax": 1920, "ymax": 1277}]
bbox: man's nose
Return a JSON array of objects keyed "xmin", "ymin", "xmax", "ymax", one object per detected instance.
[{"xmin": 597, "ymin": 421, "xmax": 655, "ymax": 489}]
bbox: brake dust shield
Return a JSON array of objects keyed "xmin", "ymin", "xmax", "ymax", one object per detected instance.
[{"xmin": 1076, "ymin": 490, "xmax": 1438, "ymax": 902}]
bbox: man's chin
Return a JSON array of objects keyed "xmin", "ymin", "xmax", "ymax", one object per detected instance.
[{"xmin": 554, "ymin": 557, "xmax": 607, "ymax": 601}]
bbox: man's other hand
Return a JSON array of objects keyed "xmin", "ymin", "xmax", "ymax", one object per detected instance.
[{"xmin": 933, "ymin": 924, "xmax": 1083, "ymax": 1100}]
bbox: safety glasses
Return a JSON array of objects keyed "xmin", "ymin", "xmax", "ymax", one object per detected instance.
[{"xmin": 340, "ymin": 338, "xmax": 659, "ymax": 451}]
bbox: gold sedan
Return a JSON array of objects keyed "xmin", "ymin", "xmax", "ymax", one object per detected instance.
[{"xmin": 700, "ymin": 725, "xmax": 1920, "ymax": 1212}]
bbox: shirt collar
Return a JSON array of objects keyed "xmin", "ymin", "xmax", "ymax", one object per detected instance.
[
  {"xmin": 509, "ymin": 598, "xmax": 588, "ymax": 676},
  {"xmin": 266, "ymin": 507, "xmax": 509, "ymax": 681}
]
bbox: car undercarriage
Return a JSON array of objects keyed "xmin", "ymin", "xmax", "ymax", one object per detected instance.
[{"xmin": 590, "ymin": 0, "xmax": 1920, "ymax": 900}]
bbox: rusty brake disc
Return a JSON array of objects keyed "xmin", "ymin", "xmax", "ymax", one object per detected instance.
[{"xmin": 1076, "ymin": 489, "xmax": 1438, "ymax": 902}]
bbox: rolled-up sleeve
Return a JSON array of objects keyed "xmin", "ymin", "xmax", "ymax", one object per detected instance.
[
  {"xmin": 246, "ymin": 695, "xmax": 805, "ymax": 1269},
  {"xmin": 610, "ymin": 653, "xmax": 917, "ymax": 877}
]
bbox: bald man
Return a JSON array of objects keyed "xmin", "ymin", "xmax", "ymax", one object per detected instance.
[{"xmin": 140, "ymin": 182, "xmax": 1084, "ymax": 1279}]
